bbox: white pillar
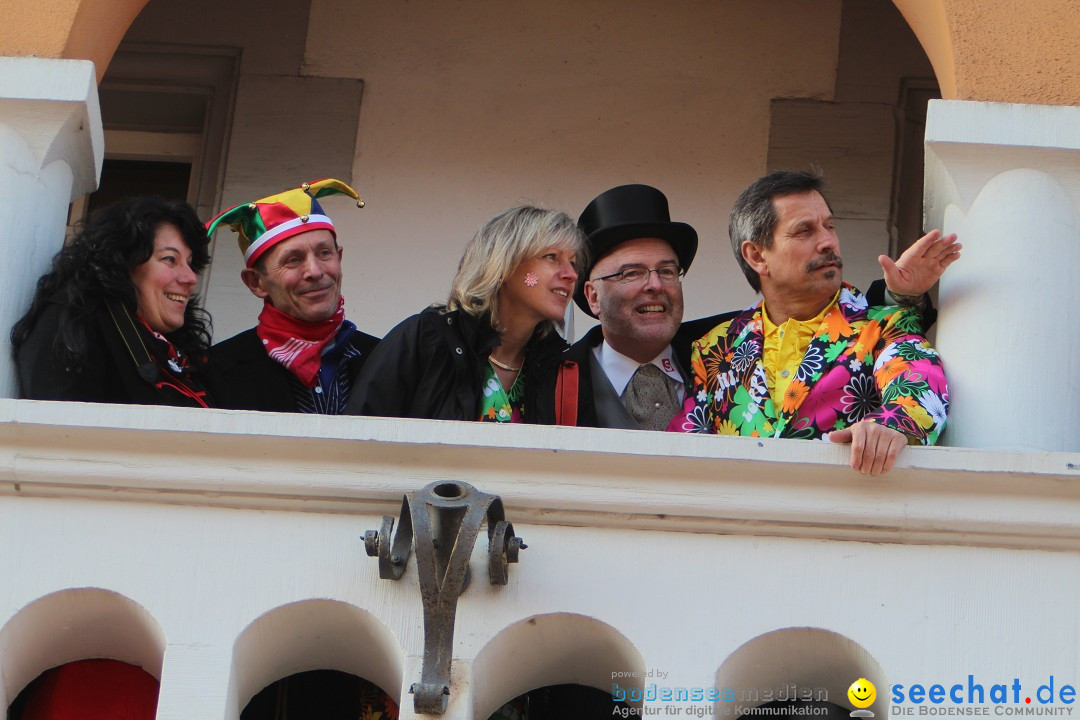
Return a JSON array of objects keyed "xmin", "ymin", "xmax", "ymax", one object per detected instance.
[
  {"xmin": 156, "ymin": 644, "xmax": 235, "ymax": 720},
  {"xmin": 0, "ymin": 56, "xmax": 103, "ymax": 398},
  {"xmin": 925, "ymin": 100, "xmax": 1080, "ymax": 452}
]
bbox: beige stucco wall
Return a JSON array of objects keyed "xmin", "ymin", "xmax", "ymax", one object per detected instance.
[
  {"xmin": 297, "ymin": 0, "xmax": 847, "ymax": 338},
  {"xmin": 895, "ymin": 0, "xmax": 1080, "ymax": 105},
  {"xmin": 25, "ymin": 0, "xmax": 935, "ymax": 340},
  {"xmin": 0, "ymin": 0, "xmax": 146, "ymax": 82},
  {"xmin": 0, "ymin": 0, "xmax": 80, "ymax": 58}
]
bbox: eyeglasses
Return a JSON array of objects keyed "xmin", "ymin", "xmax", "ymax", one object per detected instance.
[{"xmin": 593, "ymin": 264, "xmax": 685, "ymax": 285}]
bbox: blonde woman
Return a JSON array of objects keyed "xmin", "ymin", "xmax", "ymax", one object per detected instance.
[{"xmin": 347, "ymin": 205, "xmax": 584, "ymax": 423}]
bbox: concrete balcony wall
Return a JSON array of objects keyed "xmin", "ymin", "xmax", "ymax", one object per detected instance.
[{"xmin": 1, "ymin": 400, "xmax": 1079, "ymax": 719}]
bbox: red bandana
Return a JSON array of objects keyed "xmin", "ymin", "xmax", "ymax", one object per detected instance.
[{"xmin": 256, "ymin": 296, "xmax": 345, "ymax": 388}]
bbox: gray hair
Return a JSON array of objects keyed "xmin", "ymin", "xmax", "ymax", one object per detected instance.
[
  {"xmin": 729, "ymin": 170, "xmax": 831, "ymax": 292},
  {"xmin": 448, "ymin": 205, "xmax": 587, "ymax": 334}
]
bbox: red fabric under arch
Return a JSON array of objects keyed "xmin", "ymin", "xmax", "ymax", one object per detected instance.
[{"xmin": 14, "ymin": 659, "xmax": 159, "ymax": 720}]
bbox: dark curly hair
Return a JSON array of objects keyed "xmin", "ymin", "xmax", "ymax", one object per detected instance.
[{"xmin": 11, "ymin": 196, "xmax": 213, "ymax": 367}]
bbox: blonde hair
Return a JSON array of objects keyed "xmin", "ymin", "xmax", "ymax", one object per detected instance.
[{"xmin": 447, "ymin": 205, "xmax": 587, "ymax": 334}]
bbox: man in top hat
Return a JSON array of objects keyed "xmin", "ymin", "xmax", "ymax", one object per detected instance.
[
  {"xmin": 204, "ymin": 179, "xmax": 379, "ymax": 413},
  {"xmin": 674, "ymin": 170, "xmax": 954, "ymax": 475},
  {"xmin": 568, "ymin": 182, "xmax": 958, "ymax": 434},
  {"xmin": 567, "ymin": 184, "xmax": 704, "ymax": 430}
]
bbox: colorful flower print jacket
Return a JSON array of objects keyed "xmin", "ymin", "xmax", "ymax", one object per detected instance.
[{"xmin": 671, "ymin": 284, "xmax": 948, "ymax": 444}]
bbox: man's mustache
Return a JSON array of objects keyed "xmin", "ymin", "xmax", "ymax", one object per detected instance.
[{"xmin": 807, "ymin": 253, "xmax": 843, "ymax": 272}]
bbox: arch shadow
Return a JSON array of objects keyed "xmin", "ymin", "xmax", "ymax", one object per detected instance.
[
  {"xmin": 227, "ymin": 599, "xmax": 403, "ymax": 720},
  {"xmin": 715, "ymin": 627, "xmax": 887, "ymax": 717},
  {"xmin": 472, "ymin": 612, "xmax": 646, "ymax": 719},
  {"xmin": 0, "ymin": 587, "xmax": 166, "ymax": 710}
]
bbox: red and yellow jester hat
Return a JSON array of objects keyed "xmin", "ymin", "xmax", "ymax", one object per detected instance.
[{"xmin": 205, "ymin": 179, "xmax": 364, "ymax": 267}]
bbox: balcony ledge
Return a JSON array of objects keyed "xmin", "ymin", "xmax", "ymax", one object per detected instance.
[{"xmin": 1, "ymin": 398, "xmax": 1078, "ymax": 551}]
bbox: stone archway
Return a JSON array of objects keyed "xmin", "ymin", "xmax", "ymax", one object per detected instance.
[
  {"xmin": 715, "ymin": 627, "xmax": 887, "ymax": 718},
  {"xmin": 0, "ymin": 0, "xmax": 148, "ymax": 82},
  {"xmin": 228, "ymin": 599, "xmax": 403, "ymax": 720},
  {"xmin": 471, "ymin": 612, "xmax": 646, "ymax": 720},
  {"xmin": 892, "ymin": 0, "xmax": 1080, "ymax": 105},
  {"xmin": 0, "ymin": 587, "xmax": 166, "ymax": 711}
]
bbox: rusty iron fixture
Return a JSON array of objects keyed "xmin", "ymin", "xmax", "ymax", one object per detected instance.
[{"xmin": 364, "ymin": 480, "xmax": 526, "ymax": 715}]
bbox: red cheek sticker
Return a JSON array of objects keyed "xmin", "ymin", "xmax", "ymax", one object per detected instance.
[{"xmin": 662, "ymin": 358, "xmax": 673, "ymax": 372}]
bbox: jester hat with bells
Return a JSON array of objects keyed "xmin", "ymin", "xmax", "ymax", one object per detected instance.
[{"xmin": 206, "ymin": 179, "xmax": 364, "ymax": 267}]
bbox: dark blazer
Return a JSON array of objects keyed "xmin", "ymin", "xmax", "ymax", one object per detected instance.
[
  {"xmin": 207, "ymin": 327, "xmax": 379, "ymax": 412},
  {"xmin": 346, "ymin": 306, "xmax": 565, "ymax": 423},
  {"xmin": 16, "ymin": 300, "xmax": 212, "ymax": 407},
  {"xmin": 565, "ymin": 279, "xmax": 928, "ymax": 428},
  {"xmin": 564, "ymin": 312, "xmax": 738, "ymax": 428}
]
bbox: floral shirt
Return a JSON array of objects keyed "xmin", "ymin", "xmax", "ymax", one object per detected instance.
[
  {"xmin": 479, "ymin": 364, "xmax": 525, "ymax": 423},
  {"xmin": 672, "ymin": 284, "xmax": 948, "ymax": 444}
]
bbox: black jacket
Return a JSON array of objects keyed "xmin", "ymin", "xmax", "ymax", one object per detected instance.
[
  {"xmin": 207, "ymin": 326, "xmax": 380, "ymax": 412},
  {"xmin": 564, "ymin": 279, "xmax": 931, "ymax": 428},
  {"xmin": 16, "ymin": 299, "xmax": 212, "ymax": 407},
  {"xmin": 345, "ymin": 306, "xmax": 565, "ymax": 423}
]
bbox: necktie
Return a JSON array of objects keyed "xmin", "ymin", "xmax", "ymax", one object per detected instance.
[{"xmin": 622, "ymin": 363, "xmax": 680, "ymax": 431}]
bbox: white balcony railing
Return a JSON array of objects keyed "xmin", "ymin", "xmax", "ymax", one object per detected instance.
[{"xmin": 2, "ymin": 398, "xmax": 1080, "ymax": 719}]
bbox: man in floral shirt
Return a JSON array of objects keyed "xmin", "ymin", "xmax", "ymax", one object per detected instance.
[{"xmin": 674, "ymin": 171, "xmax": 953, "ymax": 475}]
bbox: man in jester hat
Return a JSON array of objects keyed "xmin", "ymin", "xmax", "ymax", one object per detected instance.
[{"xmin": 204, "ymin": 179, "xmax": 380, "ymax": 413}]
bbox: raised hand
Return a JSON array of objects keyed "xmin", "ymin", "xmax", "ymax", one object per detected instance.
[{"xmin": 878, "ymin": 229, "xmax": 961, "ymax": 298}]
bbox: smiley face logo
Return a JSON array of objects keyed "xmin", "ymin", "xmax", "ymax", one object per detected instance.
[{"xmin": 848, "ymin": 678, "xmax": 877, "ymax": 709}]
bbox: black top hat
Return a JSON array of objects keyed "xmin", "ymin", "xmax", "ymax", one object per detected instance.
[{"xmin": 574, "ymin": 184, "xmax": 698, "ymax": 316}]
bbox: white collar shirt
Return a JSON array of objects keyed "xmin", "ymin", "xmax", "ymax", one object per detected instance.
[{"xmin": 592, "ymin": 339, "xmax": 685, "ymax": 401}]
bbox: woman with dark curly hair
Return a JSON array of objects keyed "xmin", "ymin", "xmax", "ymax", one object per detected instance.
[{"xmin": 11, "ymin": 196, "xmax": 214, "ymax": 406}]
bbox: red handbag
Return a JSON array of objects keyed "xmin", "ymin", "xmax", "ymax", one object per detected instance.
[{"xmin": 554, "ymin": 360, "xmax": 579, "ymax": 426}]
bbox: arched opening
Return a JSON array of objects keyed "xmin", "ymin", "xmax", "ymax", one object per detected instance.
[
  {"xmin": 7, "ymin": 659, "xmax": 159, "ymax": 720},
  {"xmin": 472, "ymin": 613, "xmax": 644, "ymax": 720},
  {"xmin": 0, "ymin": 588, "xmax": 165, "ymax": 719},
  {"xmin": 240, "ymin": 669, "xmax": 396, "ymax": 720},
  {"xmin": 229, "ymin": 599, "xmax": 402, "ymax": 720},
  {"xmin": 714, "ymin": 627, "xmax": 887, "ymax": 718}
]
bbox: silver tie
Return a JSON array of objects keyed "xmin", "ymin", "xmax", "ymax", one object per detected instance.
[{"xmin": 622, "ymin": 363, "xmax": 680, "ymax": 431}]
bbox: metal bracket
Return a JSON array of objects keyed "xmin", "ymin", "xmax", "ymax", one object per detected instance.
[{"xmin": 364, "ymin": 480, "xmax": 526, "ymax": 715}]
